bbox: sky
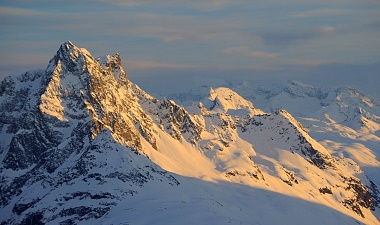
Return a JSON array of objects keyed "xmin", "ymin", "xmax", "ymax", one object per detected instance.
[{"xmin": 1, "ymin": 0, "xmax": 379, "ymax": 95}]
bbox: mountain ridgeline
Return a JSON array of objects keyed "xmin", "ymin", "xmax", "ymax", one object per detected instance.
[{"xmin": 0, "ymin": 41, "xmax": 379, "ymax": 224}]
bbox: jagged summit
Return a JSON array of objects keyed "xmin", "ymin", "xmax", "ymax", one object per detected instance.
[
  {"xmin": 96, "ymin": 53, "xmax": 128, "ymax": 84},
  {"xmin": 60, "ymin": 40, "xmax": 75, "ymax": 52},
  {"xmin": 40, "ymin": 41, "xmax": 95, "ymax": 121},
  {"xmin": 39, "ymin": 41, "xmax": 132, "ymax": 122},
  {"xmin": 47, "ymin": 41, "xmax": 87, "ymax": 72},
  {"xmin": 0, "ymin": 42, "xmax": 379, "ymax": 224}
]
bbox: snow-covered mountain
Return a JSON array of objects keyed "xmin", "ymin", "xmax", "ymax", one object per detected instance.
[
  {"xmin": 1, "ymin": 41, "xmax": 379, "ymax": 224},
  {"xmin": 169, "ymin": 80, "xmax": 380, "ymax": 188}
]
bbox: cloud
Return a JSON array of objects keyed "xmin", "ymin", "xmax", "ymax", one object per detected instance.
[
  {"xmin": 224, "ymin": 47, "xmax": 280, "ymax": 58},
  {"xmin": 260, "ymin": 25, "xmax": 337, "ymax": 46},
  {"xmin": 0, "ymin": 6, "xmax": 45, "ymax": 16},
  {"xmin": 261, "ymin": 31, "xmax": 313, "ymax": 46},
  {"xmin": 116, "ymin": 12, "xmax": 264, "ymax": 45},
  {"xmin": 0, "ymin": 52, "xmax": 50, "ymax": 78},
  {"xmin": 246, "ymin": 51, "xmax": 281, "ymax": 59},
  {"xmin": 0, "ymin": 52, "xmax": 50, "ymax": 67},
  {"xmin": 318, "ymin": 26, "xmax": 336, "ymax": 35},
  {"xmin": 293, "ymin": 9, "xmax": 353, "ymax": 18},
  {"xmin": 93, "ymin": 0, "xmax": 235, "ymax": 11},
  {"xmin": 214, "ymin": 64, "xmax": 279, "ymax": 71},
  {"xmin": 124, "ymin": 59, "xmax": 279, "ymax": 73},
  {"xmin": 124, "ymin": 60, "xmax": 193, "ymax": 71},
  {"xmin": 285, "ymin": 59, "xmax": 337, "ymax": 66},
  {"xmin": 133, "ymin": 25, "xmax": 209, "ymax": 43}
]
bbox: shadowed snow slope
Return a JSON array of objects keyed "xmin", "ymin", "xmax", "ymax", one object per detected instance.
[{"xmin": 0, "ymin": 41, "xmax": 379, "ymax": 224}]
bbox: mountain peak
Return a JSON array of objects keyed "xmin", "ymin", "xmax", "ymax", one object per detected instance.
[
  {"xmin": 45, "ymin": 41, "xmax": 90, "ymax": 75},
  {"xmin": 97, "ymin": 53, "xmax": 121, "ymax": 70},
  {"xmin": 61, "ymin": 40, "xmax": 75, "ymax": 49},
  {"xmin": 40, "ymin": 42, "xmax": 102, "ymax": 121},
  {"xmin": 288, "ymin": 80, "xmax": 312, "ymax": 88},
  {"xmin": 205, "ymin": 87, "xmax": 264, "ymax": 115},
  {"xmin": 96, "ymin": 53, "xmax": 129, "ymax": 85},
  {"xmin": 57, "ymin": 40, "xmax": 83, "ymax": 60}
]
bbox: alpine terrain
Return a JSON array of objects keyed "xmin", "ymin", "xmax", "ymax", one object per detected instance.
[{"xmin": 0, "ymin": 41, "xmax": 379, "ymax": 225}]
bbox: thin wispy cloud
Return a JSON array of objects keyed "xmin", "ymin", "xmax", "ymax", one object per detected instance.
[
  {"xmin": 94, "ymin": 0, "xmax": 236, "ymax": 11},
  {"xmin": 286, "ymin": 59, "xmax": 337, "ymax": 66},
  {"xmin": 318, "ymin": 26, "xmax": 336, "ymax": 35},
  {"xmin": 0, "ymin": 6, "xmax": 45, "ymax": 16},
  {"xmin": 125, "ymin": 60, "xmax": 279, "ymax": 72},
  {"xmin": 125, "ymin": 60, "xmax": 193, "ymax": 71},
  {"xmin": 132, "ymin": 26, "xmax": 209, "ymax": 43},
  {"xmin": 214, "ymin": 64, "xmax": 280, "ymax": 71},
  {"xmin": 224, "ymin": 47, "xmax": 280, "ymax": 58},
  {"xmin": 293, "ymin": 9, "xmax": 353, "ymax": 18},
  {"xmin": 261, "ymin": 25, "xmax": 337, "ymax": 47}
]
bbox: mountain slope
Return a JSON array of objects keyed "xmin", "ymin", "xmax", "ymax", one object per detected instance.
[
  {"xmin": 0, "ymin": 41, "xmax": 379, "ymax": 224},
  {"xmin": 169, "ymin": 80, "xmax": 380, "ymax": 188}
]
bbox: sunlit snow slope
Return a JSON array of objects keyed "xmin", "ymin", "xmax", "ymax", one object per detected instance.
[
  {"xmin": 0, "ymin": 41, "xmax": 379, "ymax": 225},
  {"xmin": 169, "ymin": 80, "xmax": 380, "ymax": 191}
]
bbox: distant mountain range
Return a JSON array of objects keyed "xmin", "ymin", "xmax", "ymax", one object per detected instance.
[
  {"xmin": 1, "ymin": 41, "xmax": 379, "ymax": 224},
  {"xmin": 168, "ymin": 77, "xmax": 380, "ymax": 186}
]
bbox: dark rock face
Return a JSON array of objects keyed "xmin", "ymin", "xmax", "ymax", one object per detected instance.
[
  {"xmin": 158, "ymin": 99, "xmax": 203, "ymax": 143},
  {"xmin": 340, "ymin": 175, "xmax": 378, "ymax": 216},
  {"xmin": 3, "ymin": 112, "xmax": 61, "ymax": 171},
  {"xmin": 319, "ymin": 187, "xmax": 333, "ymax": 195}
]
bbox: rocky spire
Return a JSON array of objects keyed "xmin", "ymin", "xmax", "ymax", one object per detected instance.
[{"xmin": 39, "ymin": 41, "xmax": 99, "ymax": 121}]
